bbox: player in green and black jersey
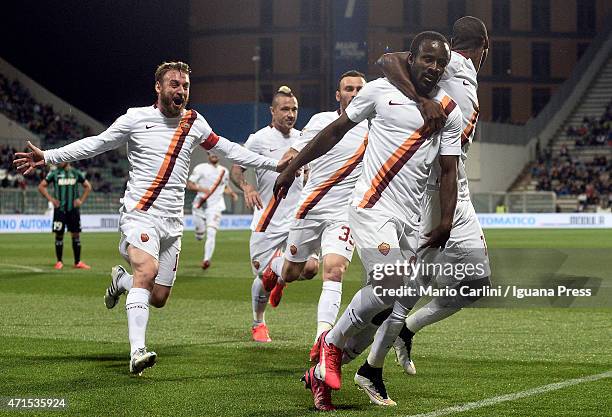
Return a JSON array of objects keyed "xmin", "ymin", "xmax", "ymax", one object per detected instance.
[{"xmin": 38, "ymin": 162, "xmax": 93, "ymax": 269}]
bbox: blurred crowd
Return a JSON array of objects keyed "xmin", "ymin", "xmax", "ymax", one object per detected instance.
[
  {"xmin": 532, "ymin": 101, "xmax": 612, "ymax": 211},
  {"xmin": 0, "ymin": 144, "xmax": 122, "ymax": 192},
  {"xmin": 0, "ymin": 73, "xmax": 126, "ymax": 192},
  {"xmin": 533, "ymin": 151, "xmax": 610, "ymax": 208},
  {"xmin": 565, "ymin": 100, "xmax": 612, "ymax": 147}
]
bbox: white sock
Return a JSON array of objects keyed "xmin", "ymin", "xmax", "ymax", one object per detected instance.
[
  {"xmin": 367, "ymin": 315, "xmax": 405, "ymax": 368},
  {"xmin": 325, "ymin": 285, "xmax": 388, "ymax": 349},
  {"xmin": 316, "ymin": 281, "xmax": 342, "ymax": 339},
  {"xmin": 270, "ymin": 256, "xmax": 284, "ymax": 277},
  {"xmin": 368, "ymin": 299, "xmax": 412, "ymax": 367},
  {"xmin": 342, "ymin": 322, "xmax": 378, "ymax": 365},
  {"xmin": 251, "ymin": 276, "xmax": 269, "ymax": 326},
  {"xmin": 125, "ymin": 287, "xmax": 150, "ymax": 355},
  {"xmin": 118, "ymin": 271, "xmax": 133, "ymax": 293},
  {"xmin": 316, "ymin": 322, "xmax": 333, "ymax": 343},
  {"xmin": 204, "ymin": 227, "xmax": 217, "ymax": 261},
  {"xmin": 405, "ymin": 299, "xmax": 460, "ymax": 333}
]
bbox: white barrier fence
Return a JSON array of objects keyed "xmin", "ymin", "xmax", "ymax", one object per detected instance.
[
  {"xmin": 477, "ymin": 213, "xmax": 612, "ymax": 228},
  {"xmin": 1, "ymin": 213, "xmax": 611, "ymax": 233},
  {"xmin": 0, "ymin": 214, "xmax": 253, "ymax": 233}
]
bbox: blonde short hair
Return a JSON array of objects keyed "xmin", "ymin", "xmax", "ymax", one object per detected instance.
[{"xmin": 155, "ymin": 61, "xmax": 191, "ymax": 83}]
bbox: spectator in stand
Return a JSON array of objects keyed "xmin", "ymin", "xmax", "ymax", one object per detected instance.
[{"xmin": 0, "ymin": 73, "xmax": 127, "ymax": 192}]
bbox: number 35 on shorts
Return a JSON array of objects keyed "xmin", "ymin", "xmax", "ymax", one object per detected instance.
[{"xmin": 339, "ymin": 225, "xmax": 355, "ymax": 248}]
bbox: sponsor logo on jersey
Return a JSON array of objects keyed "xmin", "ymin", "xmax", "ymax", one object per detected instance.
[
  {"xmin": 378, "ymin": 242, "xmax": 390, "ymax": 256},
  {"xmin": 145, "ymin": 125, "xmax": 155, "ymax": 129},
  {"xmin": 140, "ymin": 233, "xmax": 149, "ymax": 242},
  {"xmin": 181, "ymin": 122, "xmax": 191, "ymax": 130},
  {"xmin": 57, "ymin": 178, "xmax": 77, "ymax": 186},
  {"xmin": 388, "ymin": 100, "xmax": 410, "ymax": 106}
]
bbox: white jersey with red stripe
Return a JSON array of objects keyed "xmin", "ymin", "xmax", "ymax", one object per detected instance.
[
  {"xmin": 44, "ymin": 105, "xmax": 278, "ymax": 217},
  {"xmin": 292, "ymin": 110, "xmax": 368, "ymax": 221},
  {"xmin": 243, "ymin": 125, "xmax": 303, "ymax": 232},
  {"xmin": 189, "ymin": 162, "xmax": 229, "ymax": 211},
  {"xmin": 344, "ymin": 78, "xmax": 463, "ymax": 228},
  {"xmin": 427, "ymin": 51, "xmax": 479, "ymax": 201}
]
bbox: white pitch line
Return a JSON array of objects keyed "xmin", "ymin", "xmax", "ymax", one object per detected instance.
[
  {"xmin": 404, "ymin": 370, "xmax": 612, "ymax": 417},
  {"xmin": 0, "ymin": 263, "xmax": 44, "ymax": 273}
]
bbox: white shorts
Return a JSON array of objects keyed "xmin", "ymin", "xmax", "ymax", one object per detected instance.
[
  {"xmin": 193, "ymin": 206, "xmax": 222, "ymax": 236},
  {"xmin": 348, "ymin": 205, "xmax": 419, "ymax": 286},
  {"xmin": 249, "ymin": 230, "xmax": 288, "ymax": 276},
  {"xmin": 419, "ymin": 191, "xmax": 491, "ymax": 283},
  {"xmin": 285, "ymin": 218, "xmax": 355, "ymax": 263},
  {"xmin": 119, "ymin": 209, "xmax": 183, "ymax": 287}
]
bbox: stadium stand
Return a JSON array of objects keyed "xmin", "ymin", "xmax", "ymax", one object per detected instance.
[
  {"xmin": 513, "ymin": 56, "xmax": 612, "ymax": 213},
  {"xmin": 0, "ymin": 58, "xmax": 127, "ymax": 196}
]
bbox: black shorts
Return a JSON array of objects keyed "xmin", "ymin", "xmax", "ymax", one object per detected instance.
[{"xmin": 52, "ymin": 208, "xmax": 81, "ymax": 233}]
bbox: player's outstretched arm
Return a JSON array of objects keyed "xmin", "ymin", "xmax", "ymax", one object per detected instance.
[
  {"xmin": 202, "ymin": 134, "xmax": 279, "ymax": 171},
  {"xmin": 14, "ymin": 141, "xmax": 45, "ymax": 175},
  {"xmin": 377, "ymin": 52, "xmax": 447, "ymax": 135},
  {"xmin": 17, "ymin": 111, "xmax": 133, "ymax": 171},
  {"xmin": 273, "ymin": 113, "xmax": 356, "ymax": 198}
]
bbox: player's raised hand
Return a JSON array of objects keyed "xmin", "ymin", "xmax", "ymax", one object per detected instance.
[
  {"xmin": 13, "ymin": 141, "xmax": 45, "ymax": 175},
  {"xmin": 241, "ymin": 183, "xmax": 263, "ymax": 210},
  {"xmin": 419, "ymin": 224, "xmax": 452, "ymax": 250},
  {"xmin": 273, "ymin": 168, "xmax": 297, "ymax": 200},
  {"xmin": 418, "ymin": 99, "xmax": 447, "ymax": 137}
]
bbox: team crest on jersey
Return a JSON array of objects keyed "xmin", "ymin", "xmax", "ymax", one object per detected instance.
[
  {"xmin": 140, "ymin": 233, "xmax": 149, "ymax": 243},
  {"xmin": 378, "ymin": 242, "xmax": 390, "ymax": 256},
  {"xmin": 252, "ymin": 260, "xmax": 260, "ymax": 270},
  {"xmin": 290, "ymin": 245, "xmax": 298, "ymax": 255}
]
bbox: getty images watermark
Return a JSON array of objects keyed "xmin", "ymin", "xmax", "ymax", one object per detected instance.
[{"xmin": 362, "ymin": 247, "xmax": 610, "ymax": 308}]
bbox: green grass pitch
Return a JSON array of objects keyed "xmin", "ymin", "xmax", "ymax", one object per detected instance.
[{"xmin": 0, "ymin": 229, "xmax": 610, "ymax": 416}]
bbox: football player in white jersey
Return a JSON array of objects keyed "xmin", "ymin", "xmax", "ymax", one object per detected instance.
[
  {"xmin": 261, "ymin": 71, "xmax": 368, "ymax": 347},
  {"xmin": 275, "ymin": 32, "xmax": 462, "ymax": 410},
  {"xmin": 364, "ymin": 16, "xmax": 491, "ymax": 381},
  {"xmin": 14, "ymin": 61, "xmax": 288, "ymax": 375},
  {"xmin": 187, "ymin": 152, "xmax": 237, "ymax": 269},
  {"xmin": 230, "ymin": 86, "xmax": 319, "ymax": 343}
]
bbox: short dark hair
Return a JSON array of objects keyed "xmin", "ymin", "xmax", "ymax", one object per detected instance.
[
  {"xmin": 155, "ymin": 61, "xmax": 191, "ymax": 83},
  {"xmin": 272, "ymin": 85, "xmax": 296, "ymax": 106},
  {"xmin": 451, "ymin": 16, "xmax": 488, "ymax": 51},
  {"xmin": 409, "ymin": 31, "xmax": 450, "ymax": 56},
  {"xmin": 337, "ymin": 70, "xmax": 366, "ymax": 91}
]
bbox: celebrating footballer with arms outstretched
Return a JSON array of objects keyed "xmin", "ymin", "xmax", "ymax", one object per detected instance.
[{"xmin": 15, "ymin": 61, "xmax": 290, "ymax": 376}]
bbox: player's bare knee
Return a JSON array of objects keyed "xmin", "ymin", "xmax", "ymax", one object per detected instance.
[
  {"xmin": 150, "ymin": 287, "xmax": 171, "ymax": 308},
  {"xmin": 71, "ymin": 232, "xmax": 80, "ymax": 239},
  {"xmin": 282, "ymin": 261, "xmax": 304, "ymax": 282},
  {"xmin": 323, "ymin": 264, "xmax": 345, "ymax": 282},
  {"xmin": 130, "ymin": 261, "xmax": 158, "ymax": 290},
  {"xmin": 302, "ymin": 258, "xmax": 319, "ymax": 279}
]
